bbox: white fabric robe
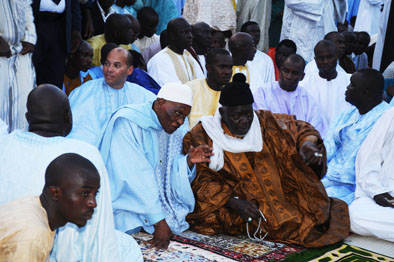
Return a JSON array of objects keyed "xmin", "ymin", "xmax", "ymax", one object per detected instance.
[
  {"xmin": 350, "ymin": 107, "xmax": 394, "ymax": 242},
  {"xmin": 0, "ymin": 131, "xmax": 142, "ymax": 261},
  {"xmin": 0, "ymin": 0, "xmax": 36, "ymax": 131},
  {"xmin": 247, "ymin": 50, "xmax": 276, "ymax": 84},
  {"xmin": 300, "ymin": 71, "xmax": 351, "ymax": 127},
  {"xmin": 233, "ymin": 63, "xmax": 264, "ymax": 94},
  {"xmin": 354, "ymin": 0, "xmax": 385, "ymax": 37},
  {"xmin": 304, "ymin": 58, "xmax": 346, "ymax": 75}
]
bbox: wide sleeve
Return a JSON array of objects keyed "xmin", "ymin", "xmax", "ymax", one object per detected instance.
[
  {"xmin": 22, "ymin": 1, "xmax": 37, "ymax": 45},
  {"xmin": 108, "ymin": 118, "xmax": 165, "ymax": 229},
  {"xmin": 285, "ymin": 0, "xmax": 324, "ymax": 21},
  {"xmin": 355, "ymin": 110, "xmax": 394, "ymax": 198},
  {"xmin": 147, "ymin": 52, "xmax": 181, "ymax": 86}
]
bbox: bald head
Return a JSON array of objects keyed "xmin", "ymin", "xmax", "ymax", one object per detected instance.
[
  {"xmin": 108, "ymin": 47, "xmax": 133, "ymax": 66},
  {"xmin": 45, "ymin": 153, "xmax": 99, "ymax": 188},
  {"xmin": 26, "ymin": 84, "xmax": 72, "ymax": 136},
  {"xmin": 191, "ymin": 22, "xmax": 212, "ymax": 54},
  {"xmin": 104, "ymin": 14, "xmax": 132, "ymax": 44},
  {"xmin": 324, "ymin": 31, "xmax": 346, "ymax": 57},
  {"xmin": 167, "ymin": 18, "xmax": 193, "ymax": 52},
  {"xmin": 228, "ymin": 33, "xmax": 256, "ymax": 62},
  {"xmin": 314, "ymin": 40, "xmax": 337, "ymax": 56}
]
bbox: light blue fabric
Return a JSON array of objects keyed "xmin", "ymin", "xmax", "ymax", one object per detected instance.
[
  {"xmin": 173, "ymin": 0, "xmax": 185, "ymax": 16},
  {"xmin": 144, "ymin": 0, "xmax": 179, "ymax": 34},
  {"xmin": 322, "ymin": 102, "xmax": 391, "ymax": 204},
  {"xmin": 98, "ymin": 102, "xmax": 195, "ymax": 234},
  {"xmin": 68, "ymin": 78, "xmax": 155, "ymax": 146}
]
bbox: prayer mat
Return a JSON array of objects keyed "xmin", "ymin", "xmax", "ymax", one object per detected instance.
[
  {"xmin": 283, "ymin": 243, "xmax": 394, "ymax": 262},
  {"xmin": 132, "ymin": 230, "xmax": 305, "ymax": 261}
]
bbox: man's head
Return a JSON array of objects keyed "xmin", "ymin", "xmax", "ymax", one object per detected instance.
[
  {"xmin": 137, "ymin": 7, "xmax": 159, "ymax": 38},
  {"xmin": 103, "ymin": 47, "xmax": 133, "ymax": 89},
  {"xmin": 324, "ymin": 31, "xmax": 346, "ymax": 58},
  {"xmin": 98, "ymin": 0, "xmax": 114, "ymax": 11},
  {"xmin": 191, "ymin": 22, "xmax": 212, "ymax": 54},
  {"xmin": 240, "ymin": 21, "xmax": 260, "ymax": 47},
  {"xmin": 345, "ymin": 69, "xmax": 384, "ymax": 109},
  {"xmin": 154, "ymin": 83, "xmax": 192, "ymax": 134},
  {"xmin": 211, "ymin": 30, "xmax": 226, "ymax": 49},
  {"xmin": 125, "ymin": 14, "xmax": 140, "ymax": 43},
  {"xmin": 275, "ymin": 39, "xmax": 297, "ymax": 70},
  {"xmin": 43, "ymin": 153, "xmax": 100, "ymax": 228},
  {"xmin": 279, "ymin": 54, "xmax": 305, "ymax": 92},
  {"xmin": 104, "ymin": 14, "xmax": 133, "ymax": 44},
  {"xmin": 26, "ymin": 84, "xmax": 72, "ymax": 137},
  {"xmin": 228, "ymin": 32, "xmax": 256, "ymax": 62},
  {"xmin": 342, "ymin": 31, "xmax": 357, "ymax": 55},
  {"xmin": 206, "ymin": 48, "xmax": 233, "ymax": 87},
  {"xmin": 314, "ymin": 40, "xmax": 337, "ymax": 75},
  {"xmin": 167, "ymin": 18, "xmax": 193, "ymax": 51},
  {"xmin": 219, "ymin": 74, "xmax": 254, "ymax": 137},
  {"xmin": 69, "ymin": 40, "xmax": 93, "ymax": 72},
  {"xmin": 354, "ymin": 31, "xmax": 370, "ymax": 55},
  {"xmin": 100, "ymin": 42, "xmax": 118, "ymax": 65}
]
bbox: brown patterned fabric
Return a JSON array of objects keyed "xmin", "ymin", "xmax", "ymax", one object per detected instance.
[{"xmin": 183, "ymin": 110, "xmax": 350, "ymax": 248}]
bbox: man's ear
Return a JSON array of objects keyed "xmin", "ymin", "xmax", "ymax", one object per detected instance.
[
  {"xmin": 219, "ymin": 107, "xmax": 224, "ymax": 118},
  {"xmin": 300, "ymin": 72, "xmax": 305, "ymax": 81},
  {"xmin": 25, "ymin": 112, "xmax": 30, "ymax": 123},
  {"xmin": 127, "ymin": 65, "xmax": 134, "ymax": 75},
  {"xmin": 205, "ymin": 63, "xmax": 211, "ymax": 73},
  {"xmin": 48, "ymin": 186, "xmax": 61, "ymax": 201}
]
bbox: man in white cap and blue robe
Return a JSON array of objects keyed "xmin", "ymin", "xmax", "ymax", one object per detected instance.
[{"xmin": 98, "ymin": 82, "xmax": 213, "ymax": 249}]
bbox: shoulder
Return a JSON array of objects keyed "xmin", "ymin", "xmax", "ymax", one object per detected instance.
[
  {"xmin": 69, "ymin": 78, "xmax": 103, "ymax": 100},
  {"xmin": 124, "ymin": 82, "xmax": 156, "ymax": 99},
  {"xmin": 185, "ymin": 78, "xmax": 204, "ymax": 90}
]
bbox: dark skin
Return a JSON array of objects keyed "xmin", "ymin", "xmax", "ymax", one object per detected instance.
[
  {"xmin": 206, "ymin": 54, "xmax": 233, "ymax": 91},
  {"xmin": 354, "ymin": 33, "xmax": 370, "ymax": 55},
  {"xmin": 191, "ymin": 22, "xmax": 212, "ymax": 55},
  {"xmin": 138, "ymin": 13, "xmax": 159, "ymax": 38},
  {"xmin": 105, "ymin": 15, "xmax": 134, "ymax": 45},
  {"xmin": 220, "ymin": 104, "xmax": 323, "ymax": 220},
  {"xmin": 278, "ymin": 58, "xmax": 305, "ymax": 92},
  {"xmin": 25, "ymin": 84, "xmax": 73, "ymax": 137},
  {"xmin": 326, "ymin": 33, "xmax": 346, "ymax": 58},
  {"xmin": 275, "ymin": 45, "xmax": 296, "ymax": 70},
  {"xmin": 125, "ymin": 14, "xmax": 140, "ymax": 43},
  {"xmin": 315, "ymin": 43, "xmax": 338, "ymax": 81},
  {"xmin": 243, "ymin": 23, "xmax": 260, "ymax": 47},
  {"xmin": 343, "ymin": 32, "xmax": 357, "ymax": 56},
  {"xmin": 0, "ymin": 36, "xmax": 35, "ymax": 57},
  {"xmin": 168, "ymin": 18, "xmax": 193, "ymax": 55},
  {"xmin": 150, "ymin": 98, "xmax": 213, "ymax": 249},
  {"xmin": 210, "ymin": 31, "xmax": 226, "ymax": 49},
  {"xmin": 374, "ymin": 193, "xmax": 394, "ymax": 208},
  {"xmin": 229, "ymin": 33, "xmax": 256, "ymax": 66},
  {"xmin": 65, "ymin": 41, "xmax": 93, "ymax": 79}
]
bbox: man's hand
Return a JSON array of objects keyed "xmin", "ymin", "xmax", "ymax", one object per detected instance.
[
  {"xmin": 227, "ymin": 197, "xmax": 260, "ymax": 222},
  {"xmin": 299, "ymin": 140, "xmax": 324, "ymax": 166},
  {"xmin": 0, "ymin": 37, "xmax": 12, "ymax": 58},
  {"xmin": 374, "ymin": 192, "xmax": 394, "ymax": 208},
  {"xmin": 148, "ymin": 219, "xmax": 173, "ymax": 250},
  {"xmin": 20, "ymin": 41, "xmax": 35, "ymax": 55},
  {"xmin": 186, "ymin": 145, "xmax": 214, "ymax": 168},
  {"xmin": 70, "ymin": 30, "xmax": 82, "ymax": 53}
]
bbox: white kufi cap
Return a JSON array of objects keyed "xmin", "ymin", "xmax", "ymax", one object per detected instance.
[{"xmin": 157, "ymin": 82, "xmax": 193, "ymax": 106}]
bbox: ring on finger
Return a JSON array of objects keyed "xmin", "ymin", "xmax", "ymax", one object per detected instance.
[{"xmin": 314, "ymin": 152, "xmax": 323, "ymax": 158}]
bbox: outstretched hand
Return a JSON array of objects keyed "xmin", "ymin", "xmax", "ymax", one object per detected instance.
[
  {"xmin": 299, "ymin": 140, "xmax": 324, "ymax": 166},
  {"xmin": 374, "ymin": 192, "xmax": 394, "ymax": 208},
  {"xmin": 186, "ymin": 145, "xmax": 214, "ymax": 168},
  {"xmin": 148, "ymin": 219, "xmax": 173, "ymax": 250}
]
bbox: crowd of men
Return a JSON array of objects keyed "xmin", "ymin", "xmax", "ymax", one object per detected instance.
[{"xmin": 0, "ymin": 0, "xmax": 393, "ymax": 261}]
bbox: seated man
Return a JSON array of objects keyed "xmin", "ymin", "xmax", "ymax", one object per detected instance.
[
  {"xmin": 63, "ymin": 40, "xmax": 97, "ymax": 96},
  {"xmin": 241, "ymin": 21, "xmax": 275, "ymax": 83},
  {"xmin": 190, "ymin": 22, "xmax": 212, "ymax": 75},
  {"xmin": 0, "ymin": 84, "xmax": 141, "ymax": 261},
  {"xmin": 98, "ymin": 83, "xmax": 212, "ymax": 249},
  {"xmin": 210, "ymin": 30, "xmax": 226, "ymax": 49},
  {"xmin": 322, "ymin": 69, "xmax": 390, "ymax": 205},
  {"xmin": 228, "ymin": 32, "xmax": 264, "ymax": 93},
  {"xmin": 68, "ymin": 47, "xmax": 155, "ymax": 145},
  {"xmin": 186, "ymin": 48, "xmax": 233, "ymax": 128},
  {"xmin": 183, "ymin": 73, "xmax": 350, "ymax": 247},
  {"xmin": 134, "ymin": 7, "xmax": 160, "ymax": 54},
  {"xmin": 147, "ymin": 18, "xmax": 204, "ymax": 86},
  {"xmin": 304, "ymin": 32, "xmax": 346, "ymax": 75},
  {"xmin": 88, "ymin": 13, "xmax": 134, "ymax": 67},
  {"xmin": 340, "ymin": 32, "xmax": 356, "ymax": 74},
  {"xmin": 300, "ymin": 40, "xmax": 351, "ymax": 126},
  {"xmin": 253, "ymin": 54, "xmax": 328, "ymax": 138},
  {"xmin": 350, "ymin": 106, "xmax": 394, "ymax": 242},
  {"xmin": 352, "ymin": 31, "xmax": 370, "ymax": 70},
  {"xmin": 0, "ymin": 153, "xmax": 99, "ymax": 261},
  {"xmin": 267, "ymin": 39, "xmax": 297, "ymax": 80}
]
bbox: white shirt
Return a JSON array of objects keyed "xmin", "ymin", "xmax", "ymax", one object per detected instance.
[
  {"xmin": 39, "ymin": 0, "xmax": 66, "ymax": 13},
  {"xmin": 247, "ymin": 50, "xmax": 275, "ymax": 84},
  {"xmin": 97, "ymin": 2, "xmax": 115, "ymax": 22}
]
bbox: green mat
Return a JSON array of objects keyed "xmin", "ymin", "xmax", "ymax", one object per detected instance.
[{"xmin": 283, "ymin": 242, "xmax": 394, "ymax": 262}]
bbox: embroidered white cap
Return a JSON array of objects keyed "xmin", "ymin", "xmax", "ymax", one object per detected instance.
[{"xmin": 157, "ymin": 82, "xmax": 193, "ymax": 106}]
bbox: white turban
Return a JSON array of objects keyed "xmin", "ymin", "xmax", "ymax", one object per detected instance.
[{"xmin": 157, "ymin": 83, "xmax": 193, "ymax": 106}]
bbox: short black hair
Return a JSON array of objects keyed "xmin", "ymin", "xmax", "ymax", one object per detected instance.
[
  {"xmin": 314, "ymin": 39, "xmax": 336, "ymax": 55},
  {"xmin": 45, "ymin": 153, "xmax": 99, "ymax": 188},
  {"xmin": 357, "ymin": 68, "xmax": 384, "ymax": 97},
  {"xmin": 137, "ymin": 6, "xmax": 158, "ymax": 22},
  {"xmin": 285, "ymin": 54, "xmax": 306, "ymax": 71},
  {"xmin": 100, "ymin": 42, "xmax": 118, "ymax": 65},
  {"xmin": 206, "ymin": 48, "xmax": 230, "ymax": 65},
  {"xmin": 276, "ymin": 39, "xmax": 297, "ymax": 52},
  {"xmin": 240, "ymin": 21, "xmax": 259, "ymax": 33},
  {"xmin": 324, "ymin": 31, "xmax": 341, "ymax": 41}
]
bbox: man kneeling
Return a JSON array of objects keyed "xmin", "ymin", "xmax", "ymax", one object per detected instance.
[
  {"xmin": 0, "ymin": 153, "xmax": 100, "ymax": 261},
  {"xmin": 183, "ymin": 74, "xmax": 350, "ymax": 247}
]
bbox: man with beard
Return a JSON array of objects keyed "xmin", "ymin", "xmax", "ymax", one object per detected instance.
[
  {"xmin": 147, "ymin": 18, "xmax": 204, "ymax": 86},
  {"xmin": 253, "ymin": 54, "xmax": 328, "ymax": 137},
  {"xmin": 186, "ymin": 48, "xmax": 233, "ymax": 128}
]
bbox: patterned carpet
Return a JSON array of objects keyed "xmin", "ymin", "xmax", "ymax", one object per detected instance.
[{"xmin": 132, "ymin": 231, "xmax": 394, "ymax": 262}]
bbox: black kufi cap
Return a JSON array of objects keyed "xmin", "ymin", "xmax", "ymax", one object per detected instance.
[{"xmin": 219, "ymin": 73, "xmax": 254, "ymax": 106}]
